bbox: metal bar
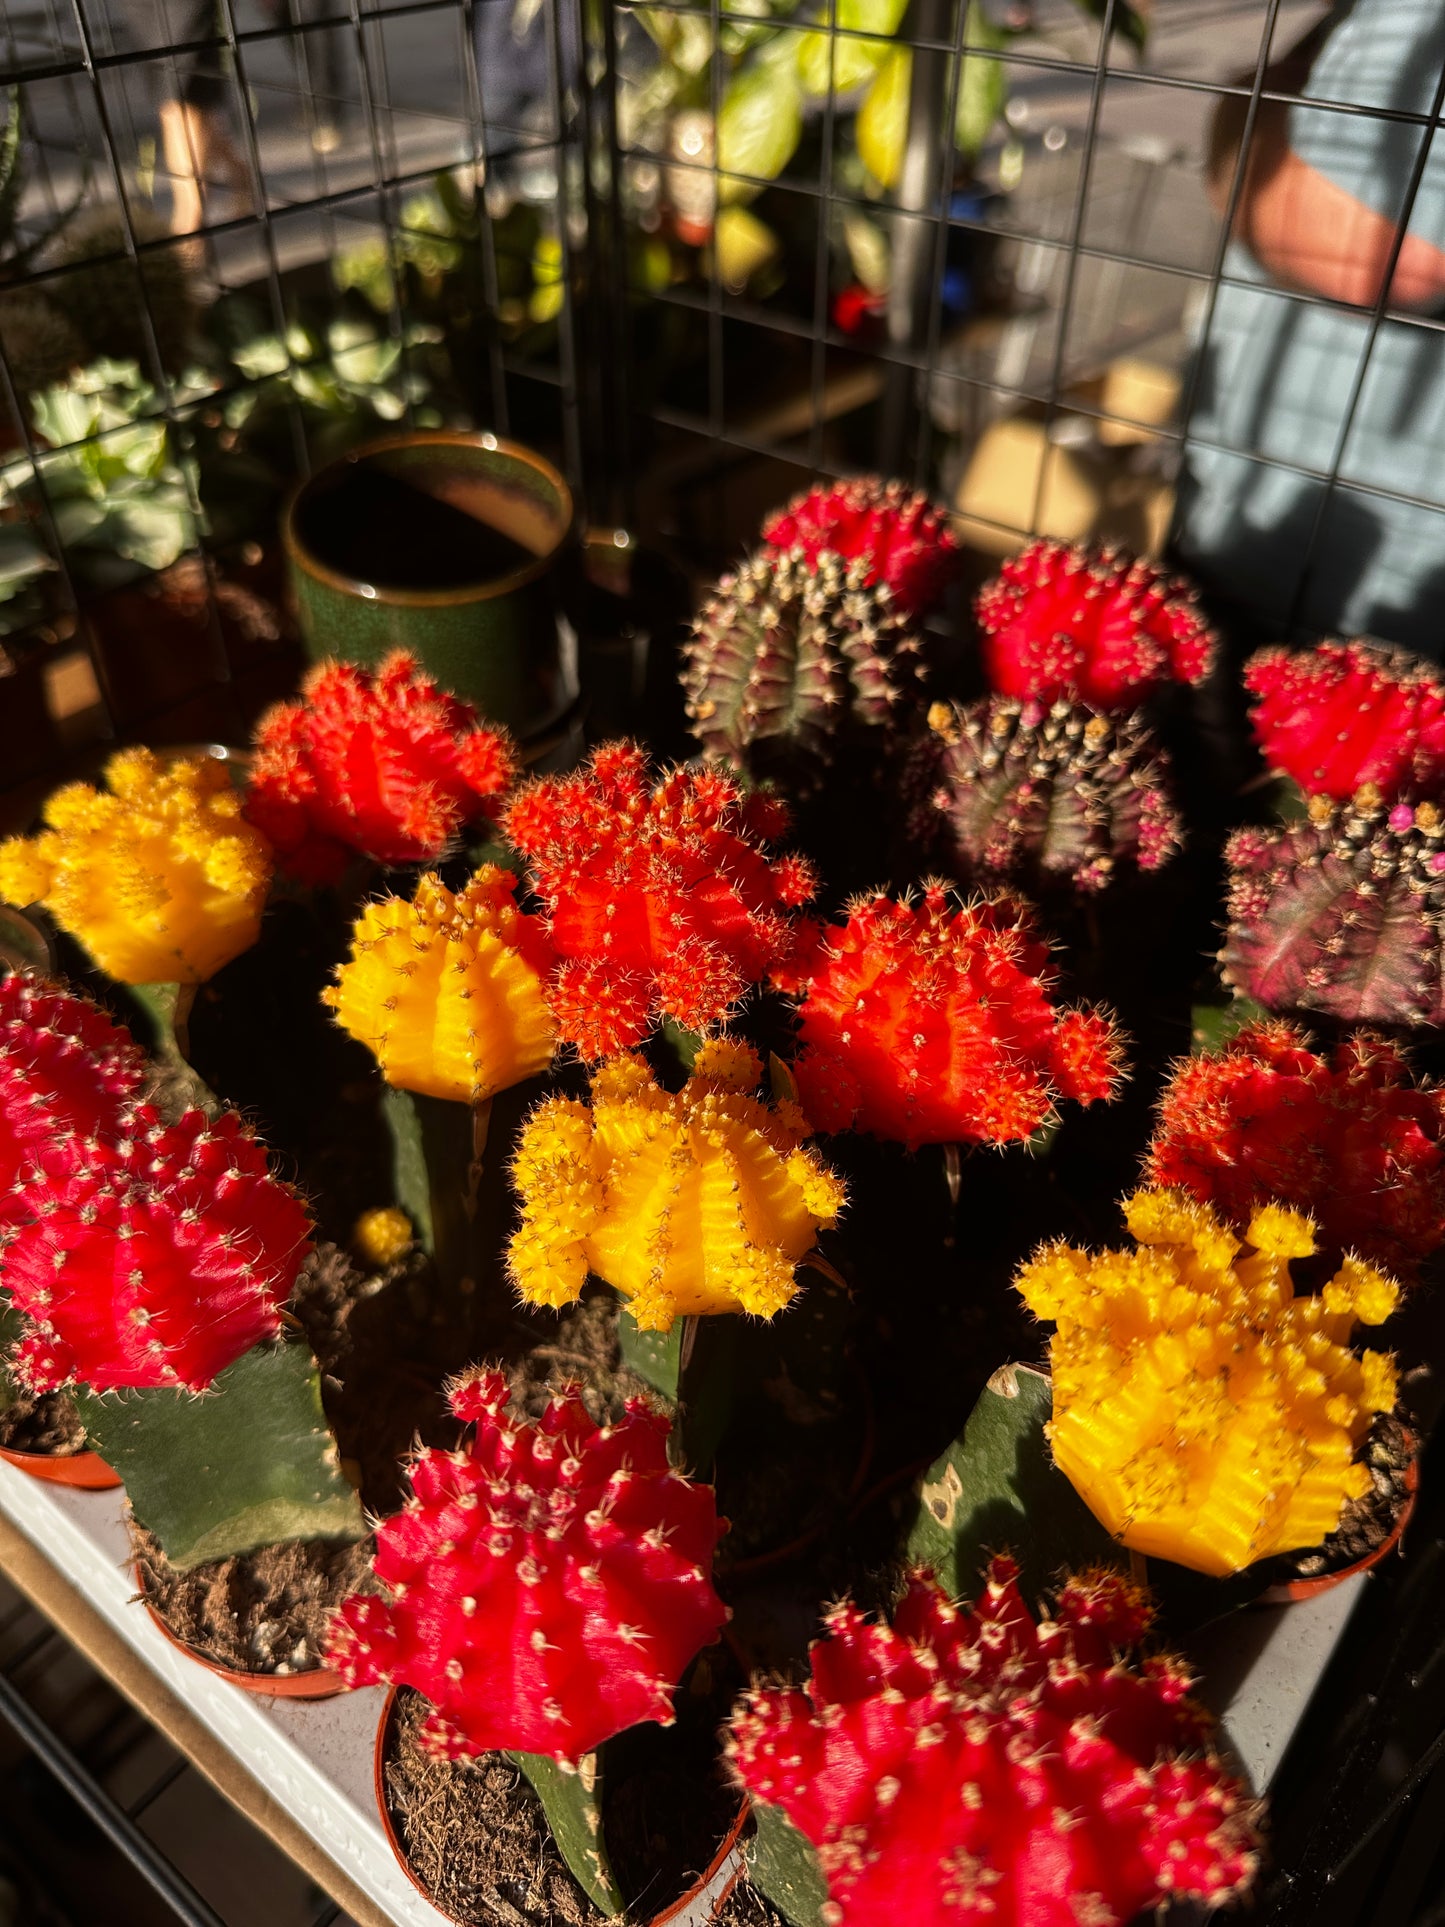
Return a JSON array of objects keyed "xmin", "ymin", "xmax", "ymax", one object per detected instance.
[
  {"xmin": 124, "ymin": 1752, "xmax": 190, "ymax": 1821},
  {"xmin": 911, "ymin": 0, "xmax": 973, "ymax": 487},
  {"xmin": 0, "ymin": 1667, "xmax": 227, "ymax": 1927}
]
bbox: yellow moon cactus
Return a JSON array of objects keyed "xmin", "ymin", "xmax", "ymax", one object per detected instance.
[
  {"xmin": 324, "ymin": 867, "xmax": 556, "ymax": 1105},
  {"xmin": 1015, "ymin": 1188, "xmax": 1400, "ymax": 1577},
  {"xmin": 508, "ymin": 1040, "xmax": 846, "ymax": 1330},
  {"xmin": 0, "ymin": 749, "xmax": 271, "ymax": 985}
]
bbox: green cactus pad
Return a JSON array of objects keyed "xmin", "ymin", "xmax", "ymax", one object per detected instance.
[
  {"xmin": 747, "ymin": 1801, "xmax": 829, "ymax": 1927},
  {"xmin": 76, "ymin": 1341, "xmax": 364, "ymax": 1571},
  {"xmin": 508, "ymin": 1748, "xmax": 624, "ymax": 1916}
]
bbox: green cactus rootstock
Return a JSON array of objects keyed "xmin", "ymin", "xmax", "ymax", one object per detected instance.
[
  {"xmin": 76, "ymin": 1341, "xmax": 365, "ymax": 1571},
  {"xmin": 683, "ymin": 546, "xmax": 925, "ymax": 786},
  {"xmin": 507, "ymin": 1750, "xmax": 625, "ymax": 1916}
]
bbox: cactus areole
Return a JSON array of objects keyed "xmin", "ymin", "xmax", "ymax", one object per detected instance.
[
  {"xmin": 503, "ymin": 743, "xmax": 817, "ymax": 1057},
  {"xmin": 760, "ymin": 475, "xmax": 961, "ymax": 620},
  {"xmin": 975, "ymin": 540, "xmax": 1216, "ymax": 710},
  {"xmin": 684, "ymin": 546, "xmax": 925, "ymax": 784},
  {"xmin": 787, "ymin": 884, "xmax": 1125, "ymax": 1148},
  {"xmin": 326, "ymin": 1371, "xmax": 727, "ymax": 1761},
  {"xmin": 247, "ymin": 651, "xmax": 518, "ymax": 882},
  {"xmin": 727, "ymin": 1558, "xmax": 1259, "ymax": 1927}
]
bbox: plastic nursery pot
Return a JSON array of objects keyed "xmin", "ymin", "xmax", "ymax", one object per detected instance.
[
  {"xmin": 373, "ymin": 1687, "xmax": 751, "ymax": 1927},
  {"xmin": 0, "ymin": 1443, "xmax": 121, "ymax": 1490},
  {"xmin": 131, "ymin": 1561, "xmax": 346, "ymax": 1700},
  {"xmin": 1260, "ymin": 1443, "xmax": 1421, "ymax": 1606},
  {"xmin": 282, "ymin": 430, "xmax": 579, "ymax": 739}
]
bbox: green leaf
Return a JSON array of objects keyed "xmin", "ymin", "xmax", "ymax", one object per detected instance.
[
  {"xmin": 955, "ymin": 2, "xmax": 1007, "ymax": 161},
  {"xmin": 617, "ymin": 1303, "xmax": 684, "ymax": 1402},
  {"xmin": 1190, "ymin": 993, "xmax": 1269, "ymax": 1055},
  {"xmin": 717, "ymin": 50, "xmax": 804, "ymax": 203},
  {"xmin": 748, "ymin": 1802, "xmax": 829, "ymax": 1927},
  {"xmin": 796, "ymin": 0, "xmax": 904, "ymax": 98},
  {"xmin": 77, "ymin": 1343, "xmax": 365, "ymax": 1571},
  {"xmin": 856, "ymin": 45, "xmax": 909, "ymax": 189},
  {"xmin": 509, "ymin": 1750, "xmax": 624, "ymax": 1915},
  {"xmin": 904, "ymin": 1363, "xmax": 1122, "ymax": 1606}
]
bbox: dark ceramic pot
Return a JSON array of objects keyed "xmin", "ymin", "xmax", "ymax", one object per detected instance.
[{"xmin": 282, "ymin": 432, "xmax": 578, "ymax": 737}]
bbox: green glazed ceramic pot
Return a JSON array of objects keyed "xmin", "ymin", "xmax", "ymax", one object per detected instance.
[{"xmin": 282, "ymin": 431, "xmax": 578, "ymax": 736}]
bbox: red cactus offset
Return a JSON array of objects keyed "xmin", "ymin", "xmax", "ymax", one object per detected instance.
[
  {"xmin": 0, "ymin": 973, "xmax": 143, "ymax": 1195},
  {"xmin": 727, "ymin": 1558, "xmax": 1259, "ymax": 1927},
  {"xmin": 503, "ymin": 743, "xmax": 817, "ymax": 1056},
  {"xmin": 2, "ymin": 1107, "xmax": 312, "ymax": 1394},
  {"xmin": 325, "ymin": 1371, "xmax": 727, "ymax": 1761},
  {"xmin": 1147, "ymin": 1021, "xmax": 1445, "ymax": 1279},
  {"xmin": 976, "ymin": 540, "xmax": 1216, "ymax": 709},
  {"xmin": 1244, "ymin": 638, "xmax": 1445, "ymax": 802},
  {"xmin": 787, "ymin": 884, "xmax": 1125, "ymax": 1148},
  {"xmin": 761, "ymin": 476, "xmax": 961, "ymax": 620},
  {"xmin": 246, "ymin": 651, "xmax": 518, "ymax": 882}
]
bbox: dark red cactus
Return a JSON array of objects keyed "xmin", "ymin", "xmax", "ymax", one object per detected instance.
[
  {"xmin": 761, "ymin": 476, "xmax": 960, "ymax": 620},
  {"xmin": 0, "ymin": 973, "xmax": 143, "ymax": 1196},
  {"xmin": 1146, "ymin": 1021, "xmax": 1445, "ymax": 1280},
  {"xmin": 2, "ymin": 1107, "xmax": 312, "ymax": 1393},
  {"xmin": 975, "ymin": 540, "xmax": 1216, "ymax": 710},
  {"xmin": 503, "ymin": 743, "xmax": 817, "ymax": 1057},
  {"xmin": 1222, "ymin": 795, "xmax": 1445, "ymax": 1028},
  {"xmin": 786, "ymin": 884, "xmax": 1125, "ymax": 1148},
  {"xmin": 325, "ymin": 1371, "xmax": 727, "ymax": 1761},
  {"xmin": 727, "ymin": 1558, "xmax": 1259, "ymax": 1927},
  {"xmin": 1244, "ymin": 638, "xmax": 1445, "ymax": 803},
  {"xmin": 907, "ymin": 696, "xmax": 1181, "ymax": 897},
  {"xmin": 246, "ymin": 651, "xmax": 518, "ymax": 882}
]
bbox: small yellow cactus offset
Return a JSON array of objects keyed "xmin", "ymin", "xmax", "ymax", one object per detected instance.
[
  {"xmin": 352, "ymin": 1206, "xmax": 414, "ymax": 1270},
  {"xmin": 324, "ymin": 867, "xmax": 556, "ymax": 1105},
  {"xmin": 0, "ymin": 750, "xmax": 271, "ymax": 985},
  {"xmin": 509, "ymin": 1039, "xmax": 846, "ymax": 1330},
  {"xmin": 1015, "ymin": 1187, "xmax": 1400, "ymax": 1577}
]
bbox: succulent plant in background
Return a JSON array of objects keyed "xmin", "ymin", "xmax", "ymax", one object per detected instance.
[
  {"xmin": 730, "ymin": 1556, "xmax": 1259, "ymax": 1927},
  {"xmin": 1244, "ymin": 637, "xmax": 1445, "ymax": 803},
  {"xmin": 0, "ymin": 971, "xmax": 143, "ymax": 1197},
  {"xmin": 0, "ymin": 1071, "xmax": 361, "ymax": 1575},
  {"xmin": 49, "ymin": 204, "xmax": 199, "ymax": 376},
  {"xmin": 1221, "ymin": 793, "xmax": 1445, "ymax": 1028},
  {"xmin": 246, "ymin": 651, "xmax": 518, "ymax": 883},
  {"xmin": 759, "ymin": 475, "xmax": 960, "ymax": 622},
  {"xmin": 326, "ymin": 866, "xmax": 557, "ymax": 1290},
  {"xmin": 1146, "ymin": 1022, "xmax": 1445, "ymax": 1281},
  {"xmin": 786, "ymin": 883, "xmax": 1125, "ymax": 1148},
  {"xmin": 0, "ymin": 359, "xmax": 198, "ymax": 592},
  {"xmin": 907, "ymin": 695, "xmax": 1182, "ymax": 898},
  {"xmin": 327, "ymin": 1368, "xmax": 726, "ymax": 1910},
  {"xmin": 975, "ymin": 539, "xmax": 1217, "ymax": 710},
  {"xmin": 509, "ymin": 1039, "xmax": 845, "ymax": 1331},
  {"xmin": 503, "ymin": 743, "xmax": 817, "ymax": 1057},
  {"xmin": 1016, "ymin": 1188, "xmax": 1400, "ymax": 1576},
  {"xmin": 0, "ymin": 286, "xmax": 84, "ymax": 406},
  {"xmin": 684, "ymin": 545, "xmax": 926, "ymax": 788},
  {"xmin": 0, "ymin": 520, "xmax": 55, "ymax": 639}
]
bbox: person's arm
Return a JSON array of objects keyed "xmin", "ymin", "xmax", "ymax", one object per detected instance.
[{"xmin": 1206, "ymin": 22, "xmax": 1445, "ymax": 311}]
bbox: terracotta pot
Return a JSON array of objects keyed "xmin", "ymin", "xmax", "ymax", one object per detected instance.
[
  {"xmin": 0, "ymin": 1443, "xmax": 121, "ymax": 1489},
  {"xmin": 132, "ymin": 1561, "xmax": 346, "ymax": 1699},
  {"xmin": 1260, "ymin": 1441, "xmax": 1421, "ymax": 1606},
  {"xmin": 373, "ymin": 1686, "xmax": 750, "ymax": 1927}
]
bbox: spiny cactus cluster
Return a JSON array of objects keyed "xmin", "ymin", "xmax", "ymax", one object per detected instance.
[
  {"xmin": 786, "ymin": 884, "xmax": 1125, "ymax": 1149},
  {"xmin": 1016, "ymin": 1189, "xmax": 1400, "ymax": 1576},
  {"xmin": 246, "ymin": 652, "xmax": 518, "ymax": 883},
  {"xmin": 1222, "ymin": 793, "xmax": 1445, "ymax": 1028},
  {"xmin": 683, "ymin": 547, "xmax": 925, "ymax": 785},
  {"xmin": 1147, "ymin": 1022, "xmax": 1445, "ymax": 1281},
  {"xmin": 0, "ymin": 974, "xmax": 143, "ymax": 1194},
  {"xmin": 2, "ymin": 1106, "xmax": 312, "ymax": 1394},
  {"xmin": 52, "ymin": 205, "xmax": 199, "ymax": 375},
  {"xmin": 325, "ymin": 1370, "xmax": 727, "ymax": 1760},
  {"xmin": 975, "ymin": 539, "xmax": 1217, "ymax": 710},
  {"xmin": 907, "ymin": 696, "xmax": 1182, "ymax": 898},
  {"xmin": 502, "ymin": 745, "xmax": 817, "ymax": 1057},
  {"xmin": 0, "ymin": 749, "xmax": 272, "ymax": 986},
  {"xmin": 727, "ymin": 1557, "xmax": 1259, "ymax": 1927},
  {"xmin": 1244, "ymin": 638, "xmax": 1445, "ymax": 802},
  {"xmin": 508, "ymin": 1040, "xmax": 845, "ymax": 1331},
  {"xmin": 325, "ymin": 867, "xmax": 557, "ymax": 1104},
  {"xmin": 759, "ymin": 475, "xmax": 960, "ymax": 620}
]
